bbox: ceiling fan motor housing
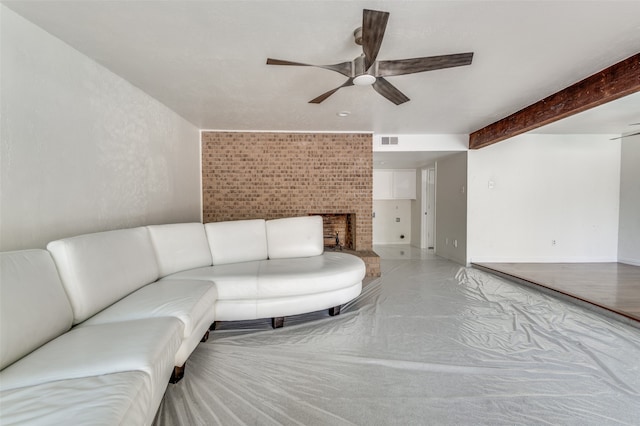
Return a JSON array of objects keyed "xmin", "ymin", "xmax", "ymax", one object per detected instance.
[{"xmin": 353, "ymin": 27, "xmax": 363, "ymax": 45}]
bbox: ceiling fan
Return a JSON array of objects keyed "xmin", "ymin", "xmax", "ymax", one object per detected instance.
[{"xmin": 266, "ymin": 9, "xmax": 474, "ymax": 105}]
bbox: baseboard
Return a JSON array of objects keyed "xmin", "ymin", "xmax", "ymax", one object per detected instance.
[
  {"xmin": 373, "ymin": 241, "xmax": 412, "ymax": 245},
  {"xmin": 469, "ymin": 256, "xmax": 619, "ymax": 263},
  {"xmin": 618, "ymin": 257, "xmax": 640, "ymax": 266}
]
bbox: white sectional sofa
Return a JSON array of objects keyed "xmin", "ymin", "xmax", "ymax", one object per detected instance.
[{"xmin": 0, "ymin": 216, "xmax": 365, "ymax": 425}]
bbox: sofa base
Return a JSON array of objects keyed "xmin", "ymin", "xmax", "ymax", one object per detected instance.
[
  {"xmin": 271, "ymin": 317, "xmax": 284, "ymax": 329},
  {"xmin": 169, "ymin": 364, "xmax": 185, "ymax": 384},
  {"xmin": 328, "ymin": 305, "xmax": 341, "ymax": 316}
]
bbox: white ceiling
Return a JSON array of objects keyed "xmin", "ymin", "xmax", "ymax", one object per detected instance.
[{"xmin": 4, "ymin": 0, "xmax": 639, "ymax": 139}]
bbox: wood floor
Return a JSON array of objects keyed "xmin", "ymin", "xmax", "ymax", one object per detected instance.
[{"xmin": 473, "ymin": 262, "xmax": 640, "ymax": 323}]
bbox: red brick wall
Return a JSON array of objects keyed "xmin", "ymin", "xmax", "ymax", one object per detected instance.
[{"xmin": 202, "ymin": 132, "xmax": 373, "ymax": 251}]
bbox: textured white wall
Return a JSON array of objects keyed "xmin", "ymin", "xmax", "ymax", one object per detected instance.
[
  {"xmin": 618, "ymin": 133, "xmax": 640, "ymax": 265},
  {"xmin": 1, "ymin": 6, "xmax": 201, "ymax": 250},
  {"xmin": 467, "ymin": 134, "xmax": 620, "ymax": 263},
  {"xmin": 435, "ymin": 152, "xmax": 467, "ymax": 265}
]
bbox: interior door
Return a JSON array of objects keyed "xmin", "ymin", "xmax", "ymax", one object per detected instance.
[{"xmin": 421, "ymin": 168, "xmax": 436, "ymax": 249}]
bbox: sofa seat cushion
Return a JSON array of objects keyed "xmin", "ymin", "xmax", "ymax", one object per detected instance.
[
  {"xmin": 257, "ymin": 252, "xmax": 366, "ymax": 298},
  {"xmin": 77, "ymin": 279, "xmax": 217, "ymax": 366},
  {"xmin": 0, "ymin": 371, "xmax": 152, "ymax": 426},
  {"xmin": 0, "ymin": 250, "xmax": 73, "ymax": 370},
  {"xmin": 163, "ymin": 262, "xmax": 260, "ymax": 300},
  {"xmin": 78, "ymin": 280, "xmax": 217, "ymax": 339},
  {"xmin": 0, "ymin": 317, "xmax": 182, "ymax": 393}
]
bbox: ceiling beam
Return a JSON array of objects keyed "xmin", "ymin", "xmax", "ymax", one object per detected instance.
[{"xmin": 469, "ymin": 53, "xmax": 640, "ymax": 150}]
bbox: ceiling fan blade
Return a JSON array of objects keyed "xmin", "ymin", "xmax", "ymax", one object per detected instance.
[
  {"xmin": 610, "ymin": 131, "xmax": 640, "ymax": 140},
  {"xmin": 372, "ymin": 77, "xmax": 409, "ymax": 105},
  {"xmin": 309, "ymin": 79, "xmax": 354, "ymax": 104},
  {"xmin": 376, "ymin": 52, "xmax": 474, "ymax": 77},
  {"xmin": 362, "ymin": 9, "xmax": 389, "ymax": 70},
  {"xmin": 267, "ymin": 58, "xmax": 353, "ymax": 77}
]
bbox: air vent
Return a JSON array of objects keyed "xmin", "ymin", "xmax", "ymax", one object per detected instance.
[{"xmin": 381, "ymin": 136, "xmax": 399, "ymax": 145}]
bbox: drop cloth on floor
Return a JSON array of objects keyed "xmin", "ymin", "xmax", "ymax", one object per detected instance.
[{"xmin": 154, "ymin": 253, "xmax": 640, "ymax": 425}]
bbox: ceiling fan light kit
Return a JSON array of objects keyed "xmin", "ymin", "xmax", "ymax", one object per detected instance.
[
  {"xmin": 267, "ymin": 9, "xmax": 474, "ymax": 105},
  {"xmin": 353, "ymin": 74, "xmax": 376, "ymax": 86}
]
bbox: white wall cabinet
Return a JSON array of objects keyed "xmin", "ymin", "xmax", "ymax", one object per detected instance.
[
  {"xmin": 373, "ymin": 170, "xmax": 416, "ymax": 200},
  {"xmin": 373, "ymin": 170, "xmax": 394, "ymax": 199}
]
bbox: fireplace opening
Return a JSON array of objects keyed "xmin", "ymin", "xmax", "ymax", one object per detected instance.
[{"xmin": 310, "ymin": 213, "xmax": 355, "ymax": 251}]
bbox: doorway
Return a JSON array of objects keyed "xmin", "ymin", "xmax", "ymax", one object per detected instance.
[{"xmin": 421, "ymin": 168, "xmax": 436, "ymax": 249}]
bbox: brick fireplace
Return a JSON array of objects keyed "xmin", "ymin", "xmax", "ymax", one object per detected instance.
[
  {"xmin": 312, "ymin": 213, "xmax": 355, "ymax": 250},
  {"xmin": 201, "ymin": 132, "xmax": 379, "ymax": 276}
]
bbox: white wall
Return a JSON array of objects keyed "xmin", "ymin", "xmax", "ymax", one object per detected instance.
[
  {"xmin": 374, "ymin": 134, "xmax": 467, "ymax": 152},
  {"xmin": 0, "ymin": 6, "xmax": 201, "ymax": 250},
  {"xmin": 467, "ymin": 134, "xmax": 620, "ymax": 263},
  {"xmin": 435, "ymin": 153, "xmax": 467, "ymax": 265},
  {"xmin": 618, "ymin": 133, "xmax": 640, "ymax": 265},
  {"xmin": 373, "ymin": 200, "xmax": 412, "ymax": 244}
]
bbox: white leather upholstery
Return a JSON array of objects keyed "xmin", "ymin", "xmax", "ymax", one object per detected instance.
[
  {"xmin": 78, "ymin": 279, "xmax": 217, "ymax": 366},
  {"xmin": 255, "ymin": 282, "xmax": 362, "ymax": 319},
  {"xmin": 266, "ymin": 216, "xmax": 324, "ymax": 259},
  {"xmin": 1, "ymin": 216, "xmax": 367, "ymax": 424},
  {"xmin": 258, "ymin": 252, "xmax": 366, "ymax": 298},
  {"xmin": 147, "ymin": 223, "xmax": 212, "ymax": 276},
  {"xmin": 47, "ymin": 227, "xmax": 160, "ymax": 324},
  {"xmin": 163, "ymin": 262, "xmax": 260, "ymax": 300},
  {"xmin": 205, "ymin": 219, "xmax": 268, "ymax": 265},
  {"xmin": 214, "ymin": 300, "xmax": 258, "ymax": 321},
  {"xmin": 0, "ymin": 317, "xmax": 182, "ymax": 424},
  {"xmin": 216, "ymin": 283, "xmax": 362, "ymax": 322},
  {"xmin": 162, "ymin": 252, "xmax": 365, "ymax": 322},
  {"xmin": 0, "ymin": 250, "xmax": 73, "ymax": 370},
  {"xmin": 0, "ymin": 372, "xmax": 151, "ymax": 426},
  {"xmin": 0, "ymin": 317, "xmax": 182, "ymax": 392}
]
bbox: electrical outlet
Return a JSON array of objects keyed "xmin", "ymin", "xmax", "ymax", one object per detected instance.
[
  {"xmin": 454, "ymin": 239, "xmax": 458, "ymax": 248},
  {"xmin": 552, "ymin": 240, "xmax": 556, "ymax": 246}
]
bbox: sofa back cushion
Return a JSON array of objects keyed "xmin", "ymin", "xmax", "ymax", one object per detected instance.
[
  {"xmin": 266, "ymin": 216, "xmax": 324, "ymax": 259},
  {"xmin": 205, "ymin": 219, "xmax": 268, "ymax": 265},
  {"xmin": 1, "ymin": 250, "xmax": 73, "ymax": 370},
  {"xmin": 146, "ymin": 223, "xmax": 213, "ymax": 277},
  {"xmin": 47, "ymin": 227, "xmax": 159, "ymax": 325}
]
